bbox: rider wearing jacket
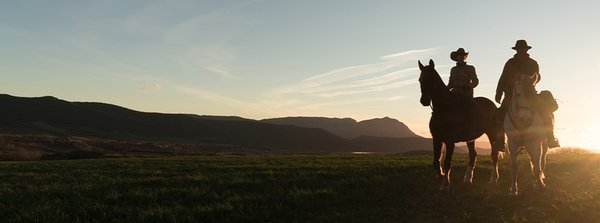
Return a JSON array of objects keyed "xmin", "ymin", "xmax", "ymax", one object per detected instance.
[
  {"xmin": 495, "ymin": 40, "xmax": 560, "ymax": 148},
  {"xmin": 449, "ymin": 48, "xmax": 479, "ymax": 104},
  {"xmin": 448, "ymin": 48, "xmax": 480, "ymax": 136}
]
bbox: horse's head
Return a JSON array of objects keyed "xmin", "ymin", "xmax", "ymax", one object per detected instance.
[
  {"xmin": 510, "ymin": 73, "xmax": 537, "ymax": 121},
  {"xmin": 514, "ymin": 73, "xmax": 538, "ymax": 102},
  {"xmin": 418, "ymin": 59, "xmax": 437, "ymax": 106}
]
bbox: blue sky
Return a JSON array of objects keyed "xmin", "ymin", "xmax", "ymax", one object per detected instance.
[{"xmin": 1, "ymin": 1, "xmax": 599, "ymax": 149}]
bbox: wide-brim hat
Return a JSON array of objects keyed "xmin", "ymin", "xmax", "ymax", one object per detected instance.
[
  {"xmin": 450, "ymin": 48, "xmax": 469, "ymax": 61},
  {"xmin": 512, "ymin": 39, "xmax": 532, "ymax": 50}
]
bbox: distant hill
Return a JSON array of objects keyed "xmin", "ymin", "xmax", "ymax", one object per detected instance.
[
  {"xmin": 261, "ymin": 116, "xmax": 418, "ymax": 139},
  {"xmin": 0, "ymin": 94, "xmax": 436, "ymax": 159},
  {"xmin": 194, "ymin": 115, "xmax": 256, "ymax": 122},
  {"xmin": 0, "ymin": 94, "xmax": 347, "ymax": 152}
]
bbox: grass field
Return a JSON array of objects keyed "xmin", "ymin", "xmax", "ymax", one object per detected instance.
[{"xmin": 1, "ymin": 153, "xmax": 599, "ymax": 222}]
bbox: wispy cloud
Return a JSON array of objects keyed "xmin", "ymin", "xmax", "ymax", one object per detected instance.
[
  {"xmin": 201, "ymin": 64, "xmax": 236, "ymax": 79},
  {"xmin": 139, "ymin": 83, "xmax": 162, "ymax": 92},
  {"xmin": 171, "ymin": 48, "xmax": 440, "ymax": 120},
  {"xmin": 158, "ymin": 2, "xmax": 260, "ymax": 80},
  {"xmin": 236, "ymin": 48, "xmax": 440, "ymax": 117},
  {"xmin": 174, "ymin": 85, "xmax": 250, "ymax": 108},
  {"xmin": 297, "ymin": 95, "xmax": 411, "ymax": 110},
  {"xmin": 270, "ymin": 48, "xmax": 438, "ymax": 97},
  {"xmin": 173, "ymin": 85, "xmax": 297, "ymax": 118},
  {"xmin": 315, "ymin": 79, "xmax": 418, "ymax": 97},
  {"xmin": 62, "ymin": 1, "xmax": 254, "ymax": 80}
]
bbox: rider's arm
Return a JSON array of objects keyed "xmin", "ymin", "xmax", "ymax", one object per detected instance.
[
  {"xmin": 470, "ymin": 66, "xmax": 479, "ymax": 88},
  {"xmin": 496, "ymin": 61, "xmax": 510, "ymax": 96},
  {"xmin": 448, "ymin": 67, "xmax": 456, "ymax": 89},
  {"xmin": 534, "ymin": 61, "xmax": 541, "ymax": 84}
]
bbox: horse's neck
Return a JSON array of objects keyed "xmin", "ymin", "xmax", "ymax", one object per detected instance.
[
  {"xmin": 511, "ymin": 85, "xmax": 533, "ymax": 108},
  {"xmin": 430, "ymin": 80, "xmax": 450, "ymax": 111}
]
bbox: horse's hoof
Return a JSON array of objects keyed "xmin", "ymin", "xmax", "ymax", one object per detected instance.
[
  {"xmin": 439, "ymin": 182, "xmax": 450, "ymax": 191},
  {"xmin": 439, "ymin": 186, "xmax": 450, "ymax": 192},
  {"xmin": 535, "ymin": 183, "xmax": 547, "ymax": 193},
  {"xmin": 436, "ymin": 174, "xmax": 445, "ymax": 180},
  {"xmin": 538, "ymin": 187, "xmax": 547, "ymax": 193},
  {"xmin": 509, "ymin": 187, "xmax": 519, "ymax": 196}
]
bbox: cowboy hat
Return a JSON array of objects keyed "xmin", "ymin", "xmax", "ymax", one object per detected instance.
[
  {"xmin": 450, "ymin": 48, "xmax": 469, "ymax": 61},
  {"xmin": 512, "ymin": 39, "xmax": 532, "ymax": 50}
]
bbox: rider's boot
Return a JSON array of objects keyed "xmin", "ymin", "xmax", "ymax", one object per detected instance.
[{"xmin": 545, "ymin": 113, "xmax": 560, "ymax": 148}]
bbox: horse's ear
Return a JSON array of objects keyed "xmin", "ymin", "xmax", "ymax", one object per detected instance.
[
  {"xmin": 429, "ymin": 59, "xmax": 435, "ymax": 68},
  {"xmin": 418, "ymin": 60, "xmax": 424, "ymax": 70}
]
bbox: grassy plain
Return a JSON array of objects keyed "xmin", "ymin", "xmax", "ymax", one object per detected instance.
[{"xmin": 0, "ymin": 153, "xmax": 599, "ymax": 222}]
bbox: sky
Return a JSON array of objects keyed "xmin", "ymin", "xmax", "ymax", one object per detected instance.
[{"xmin": 1, "ymin": 1, "xmax": 599, "ymax": 150}]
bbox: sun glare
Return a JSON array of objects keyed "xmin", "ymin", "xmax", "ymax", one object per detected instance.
[{"xmin": 560, "ymin": 119, "xmax": 600, "ymax": 152}]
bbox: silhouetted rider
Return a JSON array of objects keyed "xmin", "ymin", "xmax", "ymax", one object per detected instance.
[
  {"xmin": 447, "ymin": 48, "xmax": 479, "ymax": 135},
  {"xmin": 495, "ymin": 39, "xmax": 560, "ymax": 148},
  {"xmin": 448, "ymin": 48, "xmax": 479, "ymax": 104}
]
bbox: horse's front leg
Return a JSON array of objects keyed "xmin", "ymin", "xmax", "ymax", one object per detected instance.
[
  {"xmin": 508, "ymin": 141, "xmax": 519, "ymax": 196},
  {"xmin": 440, "ymin": 142, "xmax": 455, "ymax": 191},
  {"xmin": 463, "ymin": 141, "xmax": 477, "ymax": 185},
  {"xmin": 432, "ymin": 138, "xmax": 443, "ymax": 179},
  {"xmin": 541, "ymin": 141, "xmax": 548, "ymax": 180},
  {"xmin": 527, "ymin": 141, "xmax": 546, "ymax": 192}
]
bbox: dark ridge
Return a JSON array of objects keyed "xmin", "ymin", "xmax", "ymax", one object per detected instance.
[
  {"xmin": 0, "ymin": 94, "xmax": 348, "ymax": 152},
  {"xmin": 261, "ymin": 116, "xmax": 418, "ymax": 139},
  {"xmin": 0, "ymin": 94, "xmax": 434, "ymax": 159}
]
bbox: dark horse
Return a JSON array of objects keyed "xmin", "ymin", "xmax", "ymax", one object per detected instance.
[{"xmin": 418, "ymin": 59, "xmax": 504, "ymax": 190}]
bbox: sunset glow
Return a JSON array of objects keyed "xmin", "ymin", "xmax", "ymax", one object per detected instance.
[
  {"xmin": 1, "ymin": 1, "xmax": 599, "ymax": 150},
  {"xmin": 558, "ymin": 118, "xmax": 600, "ymax": 152}
]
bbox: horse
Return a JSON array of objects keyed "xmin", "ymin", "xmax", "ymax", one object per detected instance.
[
  {"xmin": 418, "ymin": 59, "xmax": 504, "ymax": 191},
  {"xmin": 504, "ymin": 73, "xmax": 548, "ymax": 196}
]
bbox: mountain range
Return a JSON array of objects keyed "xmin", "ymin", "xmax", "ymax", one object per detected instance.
[
  {"xmin": 261, "ymin": 117, "xmax": 418, "ymax": 139},
  {"xmin": 0, "ymin": 94, "xmax": 434, "ymax": 159}
]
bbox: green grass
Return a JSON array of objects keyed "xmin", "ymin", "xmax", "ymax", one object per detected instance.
[{"xmin": 0, "ymin": 153, "xmax": 599, "ymax": 222}]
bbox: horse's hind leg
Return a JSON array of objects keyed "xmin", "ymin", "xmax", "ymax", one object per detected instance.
[
  {"xmin": 463, "ymin": 141, "xmax": 477, "ymax": 184},
  {"xmin": 485, "ymin": 133, "xmax": 500, "ymax": 184},
  {"xmin": 440, "ymin": 143, "xmax": 455, "ymax": 191}
]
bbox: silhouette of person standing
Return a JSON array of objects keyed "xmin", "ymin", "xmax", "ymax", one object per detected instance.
[{"xmin": 495, "ymin": 40, "xmax": 560, "ymax": 148}]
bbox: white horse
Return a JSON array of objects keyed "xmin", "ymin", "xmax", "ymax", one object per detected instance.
[{"xmin": 504, "ymin": 73, "xmax": 549, "ymax": 196}]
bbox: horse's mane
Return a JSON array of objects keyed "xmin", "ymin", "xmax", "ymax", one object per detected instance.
[{"xmin": 423, "ymin": 66, "xmax": 449, "ymax": 94}]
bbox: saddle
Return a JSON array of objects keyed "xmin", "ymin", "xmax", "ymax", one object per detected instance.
[
  {"xmin": 509, "ymin": 89, "xmax": 558, "ymax": 129},
  {"xmin": 431, "ymin": 94, "xmax": 479, "ymax": 137}
]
